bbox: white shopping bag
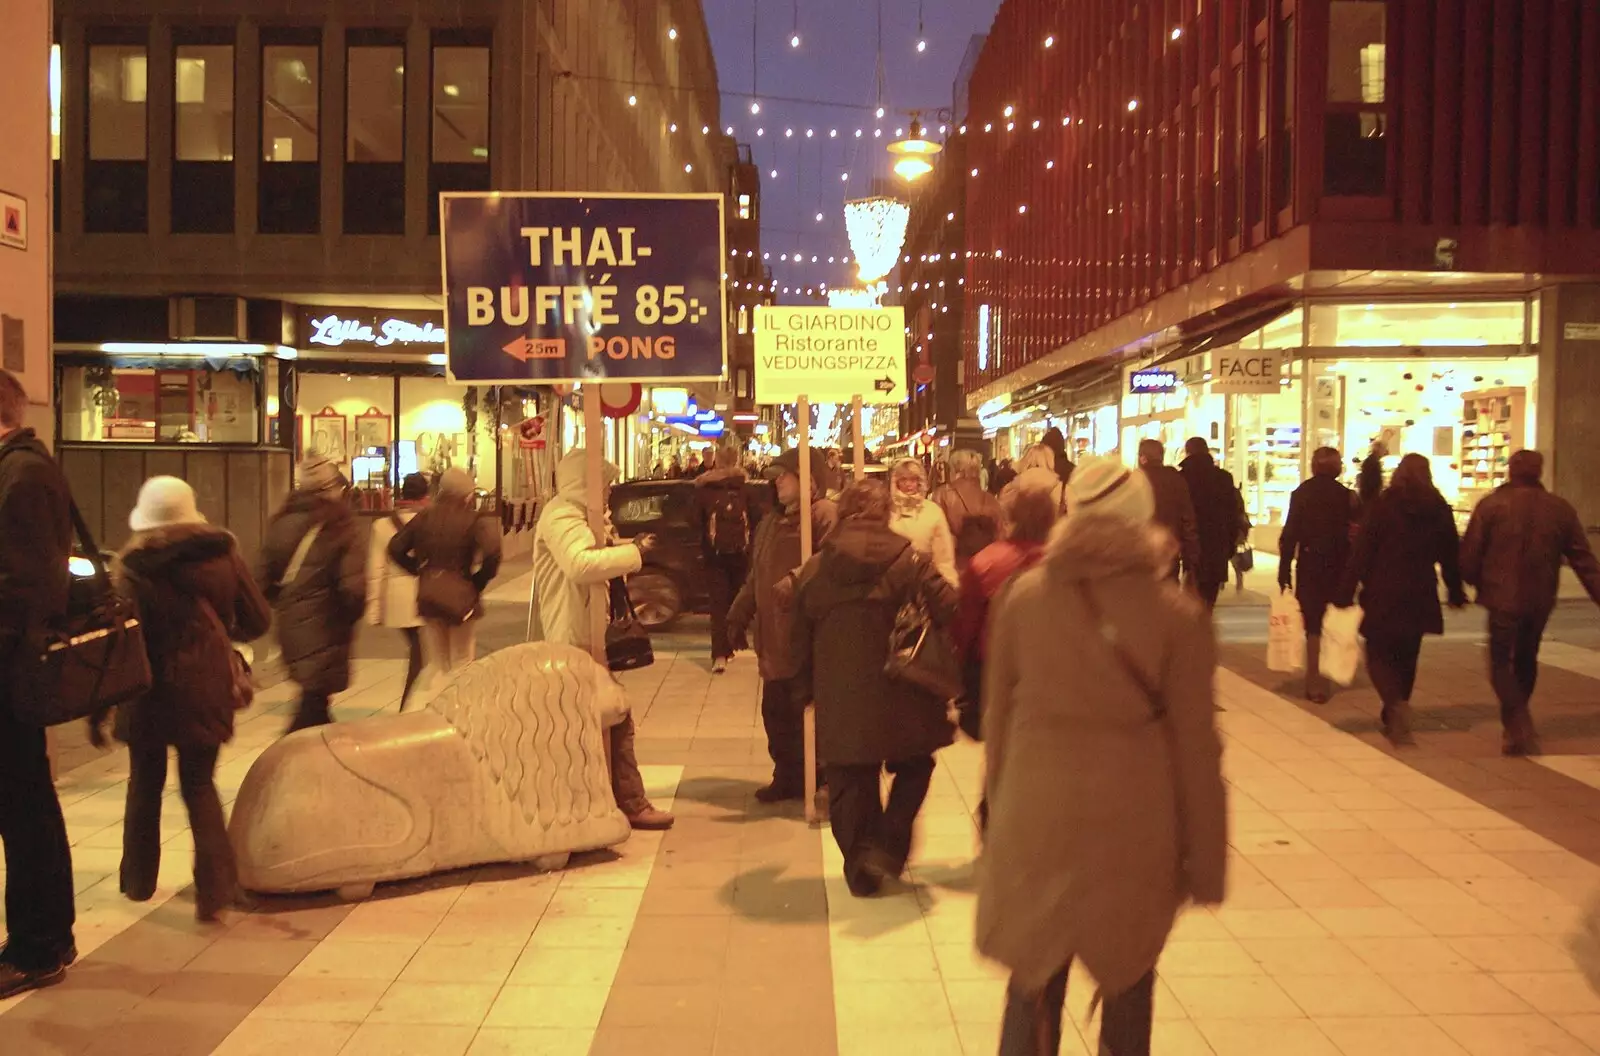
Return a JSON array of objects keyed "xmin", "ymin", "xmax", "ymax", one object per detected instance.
[
  {"xmin": 1320, "ymin": 604, "xmax": 1364, "ymax": 686},
  {"xmin": 1267, "ymin": 591, "xmax": 1305, "ymax": 672}
]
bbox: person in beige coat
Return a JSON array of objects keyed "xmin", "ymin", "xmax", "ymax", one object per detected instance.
[
  {"xmin": 528, "ymin": 448, "xmax": 672, "ymax": 831},
  {"xmin": 977, "ymin": 456, "xmax": 1227, "ymax": 1056}
]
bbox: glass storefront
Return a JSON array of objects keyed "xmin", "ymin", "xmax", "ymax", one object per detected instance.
[
  {"xmin": 1120, "ymin": 298, "xmax": 1539, "ymax": 548},
  {"xmin": 61, "ymin": 361, "xmax": 262, "ymax": 443}
]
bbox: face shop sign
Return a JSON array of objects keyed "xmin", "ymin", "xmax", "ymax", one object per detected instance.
[{"xmin": 1211, "ymin": 350, "xmax": 1282, "ymax": 394}]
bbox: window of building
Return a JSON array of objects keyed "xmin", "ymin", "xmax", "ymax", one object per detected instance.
[
  {"xmin": 738, "ymin": 193, "xmax": 751, "ymax": 220},
  {"xmin": 86, "ymin": 38, "xmax": 149, "ymax": 232},
  {"xmin": 175, "ymin": 45, "xmax": 233, "ymax": 160},
  {"xmin": 1324, "ymin": 1, "xmax": 1388, "ymax": 196},
  {"xmin": 432, "ymin": 47, "xmax": 488, "ymax": 163},
  {"xmin": 260, "ymin": 34, "xmax": 320, "ymax": 234},
  {"xmin": 429, "ymin": 39, "xmax": 490, "ymax": 233},
  {"xmin": 1328, "ymin": 2, "xmax": 1387, "ymax": 104},
  {"xmin": 50, "ymin": 44, "xmax": 61, "ymax": 161},
  {"xmin": 171, "ymin": 39, "xmax": 235, "ymax": 234},
  {"xmin": 345, "ymin": 39, "xmax": 406, "ymax": 234},
  {"xmin": 88, "ymin": 44, "xmax": 147, "ymax": 159},
  {"xmin": 262, "ymin": 44, "xmax": 319, "ymax": 162},
  {"xmin": 347, "ymin": 45, "xmax": 404, "ymax": 161},
  {"xmin": 1272, "ymin": 14, "xmax": 1296, "ymax": 215}
]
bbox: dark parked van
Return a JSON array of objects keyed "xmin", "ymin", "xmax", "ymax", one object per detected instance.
[{"xmin": 608, "ymin": 478, "xmax": 775, "ymax": 628}]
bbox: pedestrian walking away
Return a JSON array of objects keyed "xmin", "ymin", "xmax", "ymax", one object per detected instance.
[
  {"xmin": 388, "ymin": 467, "xmax": 502, "ymax": 687},
  {"xmin": 888, "ymin": 457, "xmax": 959, "ymax": 586},
  {"xmin": 1179, "ymin": 437, "xmax": 1249, "ymax": 609},
  {"xmin": 951, "ymin": 483, "xmax": 1061, "ymax": 832},
  {"xmin": 1461, "ymin": 449, "xmax": 1600, "ymax": 756},
  {"xmin": 258, "ymin": 454, "xmax": 367, "ymax": 734},
  {"xmin": 98, "ymin": 476, "xmax": 272, "ymax": 922},
  {"xmin": 367, "ymin": 473, "xmax": 431, "ymax": 708},
  {"xmin": 1137, "ymin": 439, "xmax": 1200, "ymax": 588},
  {"xmin": 1337, "ymin": 453, "xmax": 1466, "ymax": 746},
  {"xmin": 695, "ymin": 439, "xmax": 753, "ymax": 673},
  {"xmin": 791, "ymin": 479, "xmax": 959, "ymax": 897},
  {"xmin": 727, "ymin": 447, "xmax": 839, "ymax": 803},
  {"xmin": 1038, "ymin": 426, "xmax": 1077, "ymax": 486},
  {"xmin": 530, "ymin": 448, "xmax": 675, "ymax": 831},
  {"xmin": 0, "ymin": 370, "xmax": 80, "ymax": 998},
  {"xmin": 932, "ymin": 449, "xmax": 1006, "ymax": 574},
  {"xmin": 977, "ymin": 457, "xmax": 1227, "ymax": 1056},
  {"xmin": 1278, "ymin": 446, "xmax": 1355, "ymax": 703}
]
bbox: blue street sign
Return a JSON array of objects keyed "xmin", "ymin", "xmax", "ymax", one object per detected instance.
[{"xmin": 440, "ymin": 192, "xmax": 728, "ymax": 384}]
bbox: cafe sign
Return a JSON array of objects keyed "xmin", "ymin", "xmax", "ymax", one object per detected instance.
[
  {"xmin": 298, "ymin": 309, "xmax": 447, "ymax": 349},
  {"xmin": 1211, "ymin": 350, "xmax": 1283, "ymax": 394}
]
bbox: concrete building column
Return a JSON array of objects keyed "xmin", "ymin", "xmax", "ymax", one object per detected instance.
[
  {"xmin": 1538, "ymin": 282, "xmax": 1600, "ymax": 529},
  {"xmin": 0, "ymin": 0, "xmax": 54, "ymax": 444}
]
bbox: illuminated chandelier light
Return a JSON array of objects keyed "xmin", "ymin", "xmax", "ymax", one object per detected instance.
[
  {"xmin": 845, "ymin": 196, "xmax": 910, "ymax": 284},
  {"xmin": 827, "ymin": 282, "xmax": 889, "ymax": 308}
]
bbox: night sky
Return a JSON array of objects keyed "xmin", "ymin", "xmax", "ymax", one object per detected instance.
[{"xmin": 701, "ymin": 0, "xmax": 1003, "ymax": 302}]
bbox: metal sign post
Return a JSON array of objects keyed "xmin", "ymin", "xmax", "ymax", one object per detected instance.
[
  {"xmin": 584, "ymin": 391, "xmax": 608, "ymax": 668},
  {"xmin": 797, "ymin": 394, "xmax": 817, "ymax": 823}
]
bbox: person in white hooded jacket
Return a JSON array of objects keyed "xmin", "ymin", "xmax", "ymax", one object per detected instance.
[
  {"xmin": 888, "ymin": 458, "xmax": 959, "ymax": 586},
  {"xmin": 529, "ymin": 449, "xmax": 673, "ymax": 830}
]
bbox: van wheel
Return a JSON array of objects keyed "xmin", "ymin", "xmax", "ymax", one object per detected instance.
[{"xmin": 629, "ymin": 571, "xmax": 682, "ymax": 630}]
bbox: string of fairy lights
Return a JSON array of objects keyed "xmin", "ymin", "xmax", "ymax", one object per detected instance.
[{"xmin": 638, "ymin": 7, "xmax": 1140, "ymax": 302}]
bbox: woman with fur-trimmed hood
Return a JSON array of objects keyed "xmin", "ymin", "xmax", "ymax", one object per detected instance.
[
  {"xmin": 977, "ymin": 457, "xmax": 1227, "ymax": 1055},
  {"xmin": 887, "ymin": 458, "xmax": 958, "ymax": 586},
  {"xmin": 100, "ymin": 477, "xmax": 271, "ymax": 922}
]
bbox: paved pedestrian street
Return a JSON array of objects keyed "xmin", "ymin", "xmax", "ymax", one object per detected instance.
[{"xmin": 8, "ymin": 597, "xmax": 1600, "ymax": 1055}]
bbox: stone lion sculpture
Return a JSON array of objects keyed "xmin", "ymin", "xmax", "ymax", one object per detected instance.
[{"xmin": 229, "ymin": 642, "xmax": 633, "ymax": 897}]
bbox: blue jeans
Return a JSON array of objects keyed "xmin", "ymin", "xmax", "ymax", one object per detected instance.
[{"xmin": 999, "ymin": 964, "xmax": 1154, "ymax": 1056}]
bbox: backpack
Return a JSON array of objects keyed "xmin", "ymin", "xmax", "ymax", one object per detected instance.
[
  {"xmin": 706, "ymin": 486, "xmax": 751, "ymax": 555},
  {"xmin": 945, "ymin": 488, "xmax": 1000, "ymax": 563}
]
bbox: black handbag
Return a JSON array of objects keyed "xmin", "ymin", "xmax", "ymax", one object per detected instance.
[
  {"xmin": 884, "ymin": 597, "xmax": 963, "ymax": 701},
  {"xmin": 11, "ymin": 500, "xmax": 152, "ymax": 727},
  {"xmin": 605, "ymin": 577, "xmax": 654, "ymax": 672},
  {"xmin": 417, "ymin": 567, "xmax": 479, "ymax": 624}
]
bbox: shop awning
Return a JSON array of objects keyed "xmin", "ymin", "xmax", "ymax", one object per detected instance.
[{"xmin": 1147, "ymin": 298, "xmax": 1297, "ymax": 367}]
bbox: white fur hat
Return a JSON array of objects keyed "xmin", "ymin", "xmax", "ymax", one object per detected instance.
[
  {"xmin": 129, "ymin": 476, "xmax": 206, "ymax": 532},
  {"xmin": 1065, "ymin": 456, "xmax": 1154, "ymax": 527}
]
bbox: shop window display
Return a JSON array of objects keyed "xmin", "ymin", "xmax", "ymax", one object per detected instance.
[
  {"xmin": 1316, "ymin": 356, "xmax": 1536, "ymax": 519},
  {"xmin": 61, "ymin": 364, "xmax": 258, "ymax": 443}
]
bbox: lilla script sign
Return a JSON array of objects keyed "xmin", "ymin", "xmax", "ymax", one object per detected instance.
[{"xmin": 440, "ymin": 192, "xmax": 727, "ymax": 384}]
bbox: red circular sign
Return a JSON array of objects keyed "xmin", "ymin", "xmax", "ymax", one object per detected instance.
[
  {"xmin": 600, "ymin": 383, "xmax": 643, "ymax": 419},
  {"xmin": 912, "ymin": 364, "xmax": 936, "ymax": 385}
]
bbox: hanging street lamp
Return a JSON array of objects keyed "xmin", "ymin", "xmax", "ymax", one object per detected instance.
[{"xmin": 887, "ymin": 118, "xmax": 943, "ymax": 182}]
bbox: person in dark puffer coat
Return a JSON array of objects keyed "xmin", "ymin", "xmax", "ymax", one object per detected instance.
[
  {"xmin": 257, "ymin": 455, "xmax": 367, "ymax": 733},
  {"xmin": 791, "ymin": 479, "xmax": 958, "ymax": 897},
  {"xmin": 100, "ymin": 477, "xmax": 271, "ymax": 922}
]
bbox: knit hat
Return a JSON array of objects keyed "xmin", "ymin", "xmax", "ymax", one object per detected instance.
[
  {"xmin": 128, "ymin": 476, "xmax": 206, "ymax": 532},
  {"xmin": 297, "ymin": 453, "xmax": 345, "ymax": 493},
  {"xmin": 1065, "ymin": 456, "xmax": 1154, "ymax": 527},
  {"xmin": 438, "ymin": 467, "xmax": 476, "ymax": 499}
]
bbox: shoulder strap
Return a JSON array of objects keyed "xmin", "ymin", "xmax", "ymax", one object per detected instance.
[
  {"xmin": 1076, "ymin": 580, "xmax": 1164, "ymax": 718},
  {"xmin": 281, "ymin": 522, "xmax": 323, "ymax": 587}
]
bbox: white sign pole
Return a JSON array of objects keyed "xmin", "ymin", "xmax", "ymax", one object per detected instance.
[
  {"xmin": 584, "ymin": 389, "xmax": 608, "ymax": 670},
  {"xmin": 798, "ymin": 394, "xmax": 819, "ymax": 824}
]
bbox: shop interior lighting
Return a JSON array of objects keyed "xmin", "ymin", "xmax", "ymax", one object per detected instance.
[{"xmin": 97, "ymin": 342, "xmax": 285, "ymax": 357}]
